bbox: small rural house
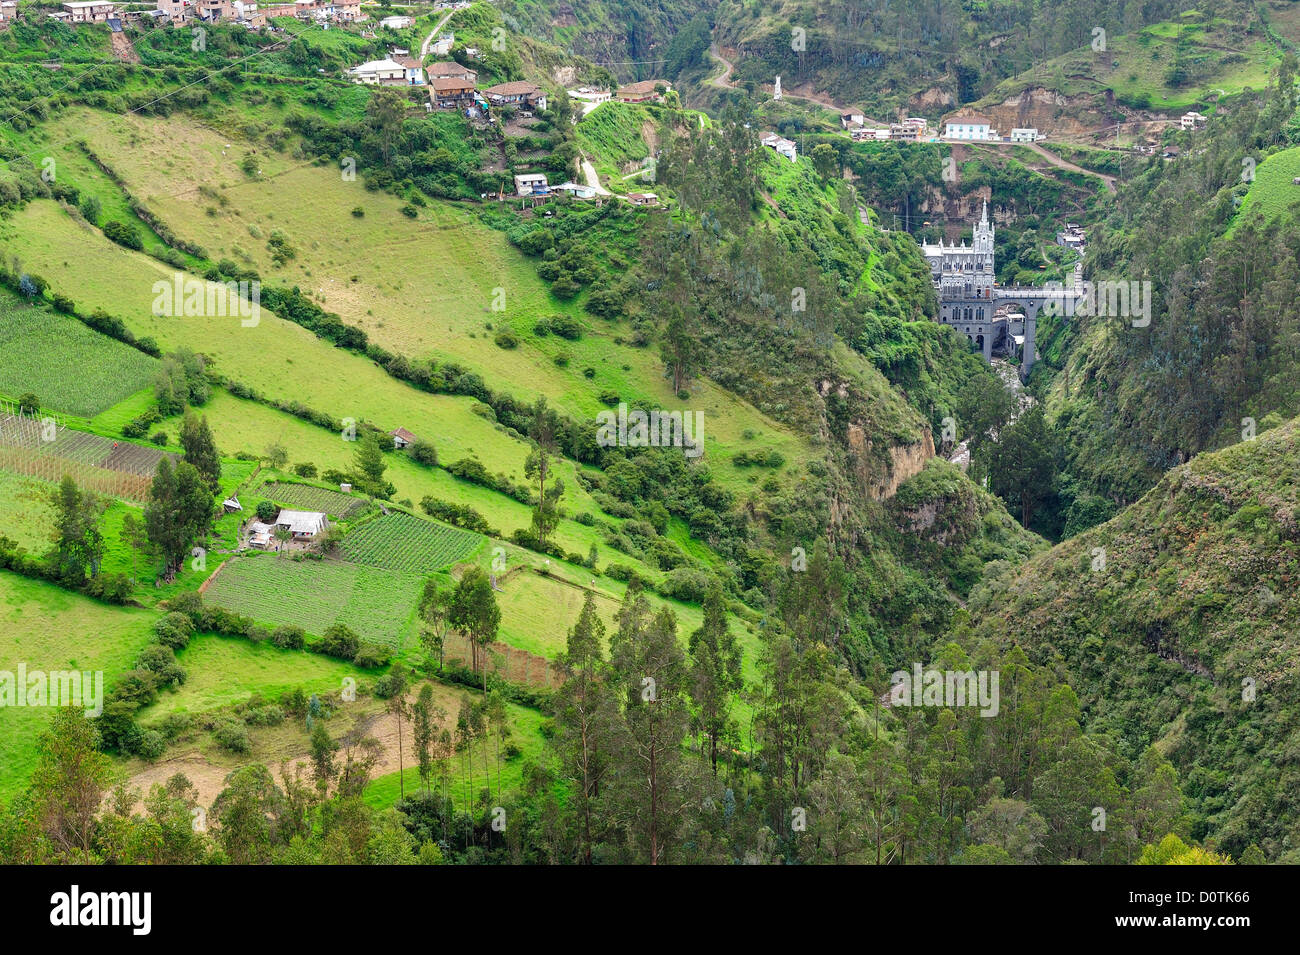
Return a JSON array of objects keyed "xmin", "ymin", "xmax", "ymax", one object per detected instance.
[
  {"xmin": 393, "ymin": 53, "xmax": 425, "ymax": 85},
  {"xmin": 553, "ymin": 182, "xmax": 597, "ymax": 199},
  {"xmin": 274, "ymin": 510, "xmax": 328, "ymax": 540},
  {"xmin": 1180, "ymin": 111, "xmax": 1207, "ymax": 130},
  {"xmin": 379, "ymin": 14, "xmax": 411, "ymax": 28},
  {"xmin": 944, "ymin": 115, "xmax": 994, "ymax": 140},
  {"xmin": 61, "ymin": 1, "xmax": 117, "ymax": 22},
  {"xmin": 889, "ymin": 124, "xmax": 918, "ymax": 141},
  {"xmin": 616, "ymin": 80, "xmax": 668, "ymax": 103},
  {"xmin": 483, "ymin": 81, "xmax": 547, "ymax": 111},
  {"xmin": 222, "ymin": 496, "xmax": 243, "ymax": 514},
  {"xmin": 1010, "ymin": 127, "xmax": 1040, "ymax": 142},
  {"xmin": 514, "ymin": 173, "xmax": 550, "ymax": 197},
  {"xmin": 431, "ymin": 31, "xmax": 454, "ymax": 56},
  {"xmin": 348, "ymin": 58, "xmax": 406, "ymax": 85},
  {"xmin": 389, "ymin": 427, "xmax": 418, "ymax": 449},
  {"xmin": 426, "ymin": 61, "xmax": 476, "ymax": 82},
  {"xmin": 1, "ymin": 1, "xmax": 20, "ymax": 23},
  {"xmin": 626, "ymin": 192, "xmax": 659, "ymax": 206},
  {"xmin": 430, "ymin": 76, "xmax": 476, "ymax": 109},
  {"xmin": 760, "ymin": 132, "xmax": 797, "ymax": 161},
  {"xmin": 247, "ymin": 520, "xmax": 274, "ymax": 550},
  {"xmin": 841, "ymin": 111, "xmax": 865, "ymax": 128},
  {"xmin": 569, "ymin": 87, "xmax": 612, "ymax": 106}
]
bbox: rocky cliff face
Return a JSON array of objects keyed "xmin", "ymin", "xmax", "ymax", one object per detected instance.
[{"xmin": 846, "ymin": 423, "xmax": 936, "ymax": 500}]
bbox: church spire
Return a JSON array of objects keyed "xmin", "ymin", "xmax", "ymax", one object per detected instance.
[{"xmin": 979, "ymin": 199, "xmax": 989, "ymax": 230}]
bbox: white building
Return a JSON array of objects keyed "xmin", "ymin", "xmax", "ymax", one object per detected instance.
[
  {"xmin": 431, "ymin": 32, "xmax": 454, "ymax": 56},
  {"xmin": 944, "ymin": 115, "xmax": 994, "ymax": 140},
  {"xmin": 514, "ymin": 173, "xmax": 550, "ymax": 197},
  {"xmin": 553, "ymin": 181, "xmax": 597, "ymax": 199},
  {"xmin": 0, "ymin": 1, "xmax": 20, "ymax": 23},
  {"xmin": 760, "ymin": 132, "xmax": 797, "ymax": 162},
  {"xmin": 274, "ymin": 510, "xmax": 328, "ymax": 540},
  {"xmin": 1010, "ymin": 127, "xmax": 1040, "ymax": 142},
  {"xmin": 347, "ymin": 58, "xmax": 406, "ymax": 85},
  {"xmin": 379, "ymin": 14, "xmax": 410, "ymax": 28},
  {"xmin": 841, "ymin": 111, "xmax": 865, "ymax": 128},
  {"xmin": 1180, "ymin": 111, "xmax": 1207, "ymax": 130},
  {"xmin": 61, "ymin": 1, "xmax": 117, "ymax": 22}
]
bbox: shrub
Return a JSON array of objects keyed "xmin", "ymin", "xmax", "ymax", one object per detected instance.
[
  {"xmin": 317, "ymin": 623, "xmax": 361, "ymax": 660},
  {"xmin": 256, "ymin": 500, "xmax": 279, "ymax": 522},
  {"xmin": 293, "ymin": 462, "xmax": 318, "ymax": 478},
  {"xmin": 136, "ymin": 730, "xmax": 166, "ymax": 761},
  {"xmin": 271, "ymin": 624, "xmax": 306, "ymax": 650},
  {"xmin": 103, "ymin": 220, "xmax": 144, "ymax": 250},
  {"xmin": 353, "ymin": 643, "xmax": 392, "ymax": 668},
  {"xmin": 494, "ymin": 329, "xmax": 518, "ymax": 349},
  {"xmin": 153, "ymin": 612, "xmax": 195, "ymax": 651},
  {"xmin": 212, "ymin": 717, "xmax": 251, "ymax": 753},
  {"xmin": 136, "ymin": 644, "xmax": 187, "ymax": 687},
  {"xmin": 409, "ymin": 440, "xmax": 438, "ymax": 467}
]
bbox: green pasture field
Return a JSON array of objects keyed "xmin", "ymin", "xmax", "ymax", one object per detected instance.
[
  {"xmin": 0, "ymin": 571, "xmax": 158, "ymax": 800},
  {"xmin": 202, "ymin": 553, "xmax": 425, "ymax": 648}
]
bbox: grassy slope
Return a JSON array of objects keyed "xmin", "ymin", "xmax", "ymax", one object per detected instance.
[
  {"xmin": 972, "ymin": 15, "xmax": 1279, "ymax": 114},
  {"xmin": 0, "ymin": 571, "xmax": 157, "ymax": 800},
  {"xmin": 1232, "ymin": 143, "xmax": 1300, "ymax": 231}
]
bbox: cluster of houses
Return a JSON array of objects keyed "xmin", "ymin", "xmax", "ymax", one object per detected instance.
[
  {"xmin": 40, "ymin": 0, "xmax": 369, "ymax": 28},
  {"xmin": 349, "ymin": 50, "xmax": 552, "ymax": 123},
  {"xmin": 841, "ymin": 112, "xmax": 929, "ymax": 142},
  {"xmin": 1055, "ymin": 222, "xmax": 1087, "ymax": 253},
  {"xmin": 244, "ymin": 508, "xmax": 330, "ymax": 551},
  {"xmin": 348, "ymin": 48, "xmax": 426, "ymax": 87}
]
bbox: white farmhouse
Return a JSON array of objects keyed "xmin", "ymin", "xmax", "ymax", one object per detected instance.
[
  {"xmin": 1010, "ymin": 127, "xmax": 1040, "ymax": 142},
  {"xmin": 274, "ymin": 510, "xmax": 328, "ymax": 540}
]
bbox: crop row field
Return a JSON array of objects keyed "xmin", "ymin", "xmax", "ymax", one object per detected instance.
[
  {"xmin": 340, "ymin": 511, "xmax": 482, "ymax": 574},
  {"xmin": 263, "ymin": 481, "xmax": 367, "ymax": 520},
  {"xmin": 203, "ymin": 554, "xmax": 424, "ymax": 649},
  {"xmin": 0, "ymin": 296, "xmax": 160, "ymax": 417}
]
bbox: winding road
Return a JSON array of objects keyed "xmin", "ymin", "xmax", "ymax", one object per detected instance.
[{"xmin": 420, "ymin": 8, "xmax": 457, "ymax": 61}]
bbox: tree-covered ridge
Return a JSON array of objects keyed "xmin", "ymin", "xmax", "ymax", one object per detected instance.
[{"xmin": 968, "ymin": 415, "xmax": 1300, "ymax": 860}]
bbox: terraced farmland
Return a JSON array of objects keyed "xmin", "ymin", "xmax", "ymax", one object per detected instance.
[
  {"xmin": 263, "ymin": 482, "xmax": 367, "ymax": 520},
  {"xmin": 342, "ymin": 511, "xmax": 482, "ymax": 573},
  {"xmin": 0, "ymin": 298, "xmax": 159, "ymax": 416},
  {"xmin": 204, "ymin": 555, "xmax": 424, "ymax": 648},
  {"xmin": 0, "ymin": 412, "xmax": 174, "ymax": 501}
]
